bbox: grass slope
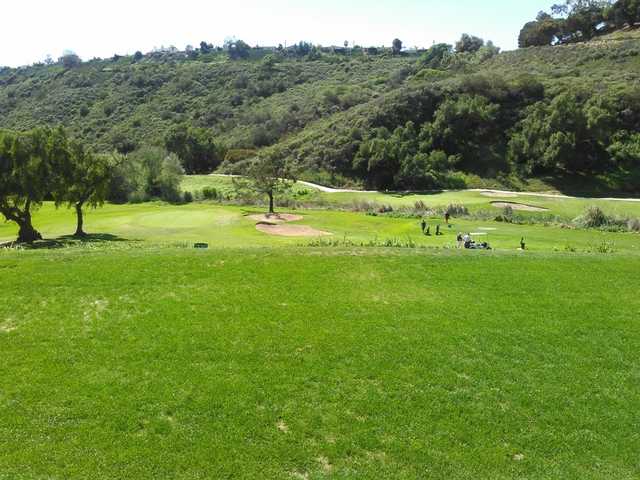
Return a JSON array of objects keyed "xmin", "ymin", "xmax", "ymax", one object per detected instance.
[{"xmin": 1, "ymin": 248, "xmax": 639, "ymax": 478}]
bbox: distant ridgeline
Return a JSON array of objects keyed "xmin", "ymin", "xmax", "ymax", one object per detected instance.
[{"xmin": 0, "ymin": 1, "xmax": 639, "ymax": 192}]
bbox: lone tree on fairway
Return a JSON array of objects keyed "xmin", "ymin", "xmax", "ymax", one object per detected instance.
[
  {"xmin": 55, "ymin": 144, "xmax": 118, "ymax": 238},
  {"xmin": 0, "ymin": 128, "xmax": 55, "ymax": 243},
  {"xmin": 235, "ymin": 150, "xmax": 296, "ymax": 215}
]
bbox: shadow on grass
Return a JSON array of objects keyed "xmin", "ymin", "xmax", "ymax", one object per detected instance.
[
  {"xmin": 1, "ymin": 233, "xmax": 136, "ymax": 250},
  {"xmin": 385, "ymin": 190, "xmax": 445, "ymax": 198},
  {"xmin": 531, "ymin": 172, "xmax": 640, "ymax": 198}
]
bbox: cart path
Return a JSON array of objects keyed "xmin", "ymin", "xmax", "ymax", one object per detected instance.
[{"xmin": 209, "ymin": 174, "xmax": 640, "ymax": 202}]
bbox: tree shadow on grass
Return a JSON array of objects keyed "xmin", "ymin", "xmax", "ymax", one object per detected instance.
[
  {"xmin": 2, "ymin": 233, "xmax": 137, "ymax": 250},
  {"xmin": 538, "ymin": 172, "xmax": 640, "ymax": 198},
  {"xmin": 385, "ymin": 190, "xmax": 446, "ymax": 199}
]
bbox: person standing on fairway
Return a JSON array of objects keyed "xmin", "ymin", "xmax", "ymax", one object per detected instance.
[
  {"xmin": 421, "ymin": 219, "xmax": 427, "ymax": 234},
  {"xmin": 445, "ymin": 212, "xmax": 450, "ymax": 224}
]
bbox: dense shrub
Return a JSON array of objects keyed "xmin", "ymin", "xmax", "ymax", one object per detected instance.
[
  {"xmin": 107, "ymin": 147, "xmax": 184, "ymax": 203},
  {"xmin": 574, "ymin": 205, "xmax": 610, "ymax": 228},
  {"xmin": 445, "ymin": 203, "xmax": 469, "ymax": 216},
  {"xmin": 201, "ymin": 187, "xmax": 219, "ymax": 200},
  {"xmin": 1, "ymin": 30, "xmax": 640, "ymax": 193}
]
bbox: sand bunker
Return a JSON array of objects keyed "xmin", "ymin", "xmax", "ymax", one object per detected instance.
[
  {"xmin": 481, "ymin": 191, "xmax": 518, "ymax": 198},
  {"xmin": 248, "ymin": 213, "xmax": 304, "ymax": 224},
  {"xmin": 491, "ymin": 201, "xmax": 549, "ymax": 212},
  {"xmin": 250, "ymin": 212, "xmax": 331, "ymax": 237},
  {"xmin": 256, "ymin": 223, "xmax": 332, "ymax": 237}
]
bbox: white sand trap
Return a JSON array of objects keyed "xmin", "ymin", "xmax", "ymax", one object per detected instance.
[
  {"xmin": 256, "ymin": 223, "xmax": 332, "ymax": 237},
  {"xmin": 477, "ymin": 227, "xmax": 497, "ymax": 231},
  {"xmin": 491, "ymin": 201, "xmax": 549, "ymax": 212},
  {"xmin": 481, "ymin": 191, "xmax": 518, "ymax": 198},
  {"xmin": 470, "ymin": 232, "xmax": 488, "ymax": 236},
  {"xmin": 247, "ymin": 213, "xmax": 303, "ymax": 224}
]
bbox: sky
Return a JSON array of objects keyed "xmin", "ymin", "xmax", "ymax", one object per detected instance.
[{"xmin": 1, "ymin": 0, "xmax": 552, "ymax": 67}]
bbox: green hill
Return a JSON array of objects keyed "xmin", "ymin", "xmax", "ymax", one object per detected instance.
[
  {"xmin": 0, "ymin": 49, "xmax": 413, "ymax": 152},
  {"xmin": 1, "ymin": 30, "xmax": 640, "ymax": 192}
]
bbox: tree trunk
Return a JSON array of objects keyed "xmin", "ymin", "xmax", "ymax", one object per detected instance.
[
  {"xmin": 1, "ymin": 201, "xmax": 42, "ymax": 244},
  {"xmin": 74, "ymin": 202, "xmax": 86, "ymax": 238},
  {"xmin": 16, "ymin": 209, "xmax": 42, "ymax": 244},
  {"xmin": 17, "ymin": 222, "xmax": 42, "ymax": 243},
  {"xmin": 268, "ymin": 190, "xmax": 275, "ymax": 214}
]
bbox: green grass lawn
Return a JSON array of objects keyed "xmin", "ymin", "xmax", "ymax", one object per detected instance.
[
  {"xmin": 1, "ymin": 202, "xmax": 639, "ymax": 254},
  {"xmin": 2, "ymin": 191, "xmax": 640, "ymax": 478},
  {"xmin": 1, "ymin": 247, "xmax": 639, "ymax": 479},
  {"xmin": 181, "ymin": 175, "xmax": 640, "ymax": 220}
]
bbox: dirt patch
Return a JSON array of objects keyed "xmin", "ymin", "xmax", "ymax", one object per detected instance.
[
  {"xmin": 0, "ymin": 319, "xmax": 16, "ymax": 333},
  {"xmin": 277, "ymin": 420, "xmax": 289, "ymax": 433},
  {"xmin": 491, "ymin": 201, "xmax": 549, "ymax": 212},
  {"xmin": 248, "ymin": 213, "xmax": 303, "ymax": 224},
  {"xmin": 256, "ymin": 223, "xmax": 332, "ymax": 237},
  {"xmin": 316, "ymin": 457, "xmax": 333, "ymax": 473},
  {"xmin": 481, "ymin": 191, "xmax": 518, "ymax": 198}
]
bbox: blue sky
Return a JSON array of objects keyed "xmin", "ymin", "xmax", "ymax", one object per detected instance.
[{"xmin": 1, "ymin": 0, "xmax": 551, "ymax": 67}]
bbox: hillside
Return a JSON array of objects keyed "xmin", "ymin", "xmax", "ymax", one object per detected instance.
[
  {"xmin": 0, "ymin": 50, "xmax": 414, "ymax": 152},
  {"xmin": 1, "ymin": 30, "xmax": 640, "ymax": 192}
]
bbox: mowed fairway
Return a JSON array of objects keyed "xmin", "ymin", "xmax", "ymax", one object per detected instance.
[
  {"xmin": 1, "ymin": 248, "xmax": 639, "ymax": 479},
  {"xmin": 1, "ymin": 202, "xmax": 640, "ymax": 254},
  {"xmin": 1, "ymin": 187, "xmax": 640, "ymax": 478},
  {"xmin": 182, "ymin": 175, "xmax": 640, "ymax": 219}
]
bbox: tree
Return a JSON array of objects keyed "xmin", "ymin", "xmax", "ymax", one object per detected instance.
[
  {"xmin": 607, "ymin": 0, "xmax": 640, "ymax": 27},
  {"xmin": 55, "ymin": 144, "xmax": 117, "ymax": 238},
  {"xmin": 185, "ymin": 45, "xmax": 197, "ymax": 59},
  {"xmin": 165, "ymin": 125, "xmax": 224, "ymax": 174},
  {"xmin": 392, "ymin": 38, "xmax": 403, "ymax": 55},
  {"xmin": 110, "ymin": 129, "xmax": 137, "ymax": 155},
  {"xmin": 106, "ymin": 148, "xmax": 183, "ymax": 204},
  {"xmin": 418, "ymin": 43, "xmax": 453, "ymax": 68},
  {"xmin": 518, "ymin": 18, "xmax": 561, "ymax": 47},
  {"xmin": 293, "ymin": 41, "xmax": 312, "ymax": 57},
  {"xmin": 226, "ymin": 39, "xmax": 251, "ymax": 60},
  {"xmin": 547, "ymin": 1, "xmax": 611, "ymax": 43},
  {"xmin": 133, "ymin": 51, "xmax": 144, "ymax": 62},
  {"xmin": 0, "ymin": 128, "xmax": 56, "ymax": 243},
  {"xmin": 507, "ymin": 93, "xmax": 616, "ymax": 174},
  {"xmin": 608, "ymin": 131, "xmax": 640, "ymax": 168},
  {"xmin": 455, "ymin": 34, "xmax": 485, "ymax": 53},
  {"xmin": 420, "ymin": 95, "xmax": 500, "ymax": 170},
  {"xmin": 235, "ymin": 150, "xmax": 296, "ymax": 214},
  {"xmin": 353, "ymin": 127, "xmax": 399, "ymax": 189},
  {"xmin": 59, "ymin": 51, "xmax": 82, "ymax": 69},
  {"xmin": 476, "ymin": 41, "xmax": 501, "ymax": 61},
  {"xmin": 200, "ymin": 41, "xmax": 213, "ymax": 53}
]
